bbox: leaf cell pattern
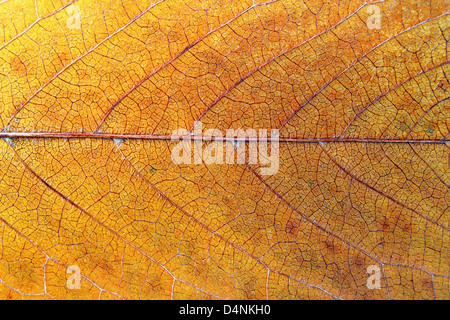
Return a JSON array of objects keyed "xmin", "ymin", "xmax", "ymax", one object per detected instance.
[{"xmin": 0, "ymin": 0, "xmax": 449, "ymax": 300}]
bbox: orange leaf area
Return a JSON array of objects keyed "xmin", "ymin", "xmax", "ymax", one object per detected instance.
[{"xmin": 0, "ymin": 0, "xmax": 448, "ymax": 299}]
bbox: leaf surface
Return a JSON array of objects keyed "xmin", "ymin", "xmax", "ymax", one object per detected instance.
[{"xmin": 0, "ymin": 0, "xmax": 449, "ymax": 299}]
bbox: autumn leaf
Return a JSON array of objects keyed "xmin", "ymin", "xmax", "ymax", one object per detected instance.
[{"xmin": 0, "ymin": 0, "xmax": 449, "ymax": 300}]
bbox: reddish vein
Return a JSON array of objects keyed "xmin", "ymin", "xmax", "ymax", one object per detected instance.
[{"xmin": 0, "ymin": 131, "xmax": 448, "ymax": 144}]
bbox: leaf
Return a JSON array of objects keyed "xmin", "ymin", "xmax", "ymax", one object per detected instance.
[{"xmin": 0, "ymin": 0, "xmax": 449, "ymax": 300}]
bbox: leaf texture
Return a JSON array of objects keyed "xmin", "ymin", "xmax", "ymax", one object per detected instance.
[{"xmin": 0, "ymin": 0, "xmax": 449, "ymax": 300}]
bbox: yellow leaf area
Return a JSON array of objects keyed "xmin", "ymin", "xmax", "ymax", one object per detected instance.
[{"xmin": 0, "ymin": 0, "xmax": 449, "ymax": 300}]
